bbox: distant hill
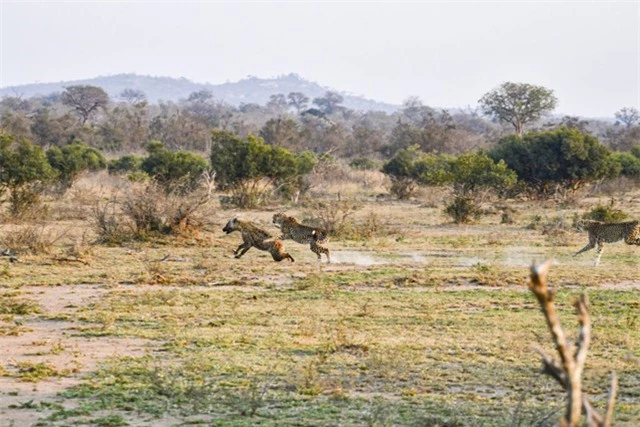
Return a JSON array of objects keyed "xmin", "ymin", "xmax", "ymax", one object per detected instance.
[{"xmin": 0, "ymin": 73, "xmax": 399, "ymax": 113}]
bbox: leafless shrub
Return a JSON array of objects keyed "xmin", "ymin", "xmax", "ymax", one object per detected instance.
[
  {"xmin": 302, "ymin": 198, "xmax": 362, "ymax": 237},
  {"xmin": 121, "ymin": 185, "xmax": 166, "ymax": 236},
  {"xmin": 528, "ymin": 260, "xmax": 617, "ymax": 426},
  {"xmin": 91, "ymin": 199, "xmax": 126, "ymax": 244},
  {"xmin": 222, "ymin": 179, "xmax": 275, "ymax": 209},
  {"xmin": 90, "ymin": 183, "xmax": 215, "ymax": 243},
  {"xmin": 340, "ymin": 211, "xmax": 399, "ymax": 241},
  {"xmin": 1, "ymin": 223, "xmax": 69, "ymax": 254}
]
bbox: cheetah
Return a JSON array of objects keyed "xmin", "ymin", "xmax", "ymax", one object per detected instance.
[
  {"xmin": 272, "ymin": 213, "xmax": 331, "ymax": 263},
  {"xmin": 573, "ymin": 219, "xmax": 640, "ymax": 266},
  {"xmin": 222, "ymin": 216, "xmax": 294, "ymax": 262}
]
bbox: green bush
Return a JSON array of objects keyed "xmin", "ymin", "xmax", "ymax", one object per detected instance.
[
  {"xmin": 610, "ymin": 152, "xmax": 640, "ymax": 178},
  {"xmin": 489, "ymin": 127, "xmax": 617, "ymax": 196},
  {"xmin": 582, "ymin": 203, "xmax": 629, "ymax": 223},
  {"xmin": 210, "ymin": 129, "xmax": 316, "ymax": 207},
  {"xmin": 444, "ymin": 195, "xmax": 481, "ymax": 224},
  {"xmin": 349, "ymin": 157, "xmax": 379, "ymax": 171},
  {"xmin": 140, "ymin": 141, "xmax": 208, "ymax": 193},
  {"xmin": 382, "ymin": 146, "xmax": 451, "ymax": 199},
  {"xmin": 383, "ymin": 148, "xmax": 516, "ymax": 220},
  {"xmin": 46, "ymin": 141, "xmax": 106, "ymax": 192},
  {"xmin": 108, "ymin": 155, "xmax": 143, "ymax": 175},
  {"xmin": 0, "ymin": 133, "xmax": 56, "ymax": 216}
]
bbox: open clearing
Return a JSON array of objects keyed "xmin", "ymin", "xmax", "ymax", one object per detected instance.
[{"xmin": 1, "ymin": 189, "xmax": 639, "ymax": 426}]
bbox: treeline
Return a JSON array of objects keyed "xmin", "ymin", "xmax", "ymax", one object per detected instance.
[
  {"xmin": 1, "ymin": 82, "xmax": 640, "ymax": 224},
  {"xmin": 2, "ymin": 82, "xmax": 637, "ymax": 159}
]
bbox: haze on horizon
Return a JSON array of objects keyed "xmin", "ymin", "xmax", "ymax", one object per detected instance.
[{"xmin": 1, "ymin": 1, "xmax": 638, "ymax": 118}]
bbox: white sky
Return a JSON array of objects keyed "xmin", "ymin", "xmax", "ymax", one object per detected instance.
[{"xmin": 1, "ymin": 1, "xmax": 639, "ymax": 117}]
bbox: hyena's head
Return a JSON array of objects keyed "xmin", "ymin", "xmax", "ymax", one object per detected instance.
[{"xmin": 222, "ymin": 216, "xmax": 239, "ymax": 234}]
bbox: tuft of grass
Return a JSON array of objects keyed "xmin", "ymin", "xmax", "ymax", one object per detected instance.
[{"xmin": 15, "ymin": 361, "xmax": 67, "ymax": 382}]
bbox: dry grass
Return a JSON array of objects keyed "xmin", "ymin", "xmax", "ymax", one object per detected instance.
[{"xmin": 0, "ymin": 174, "xmax": 639, "ymax": 425}]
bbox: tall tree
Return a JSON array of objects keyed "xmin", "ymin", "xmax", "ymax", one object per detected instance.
[
  {"xmin": 614, "ymin": 107, "xmax": 639, "ymax": 128},
  {"xmin": 287, "ymin": 92, "xmax": 309, "ymax": 114},
  {"xmin": 312, "ymin": 91, "xmax": 344, "ymax": 115},
  {"xmin": 479, "ymin": 82, "xmax": 557, "ymax": 135},
  {"xmin": 120, "ymin": 88, "xmax": 147, "ymax": 106},
  {"xmin": 61, "ymin": 85, "xmax": 110, "ymax": 125},
  {"xmin": 266, "ymin": 94, "xmax": 288, "ymax": 114}
]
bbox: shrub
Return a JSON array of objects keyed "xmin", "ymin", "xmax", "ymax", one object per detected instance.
[
  {"xmin": 210, "ymin": 129, "xmax": 316, "ymax": 208},
  {"xmin": 2, "ymin": 224, "xmax": 69, "ymax": 254},
  {"xmin": 0, "ymin": 133, "xmax": 56, "ymax": 216},
  {"xmin": 381, "ymin": 146, "xmax": 450, "ymax": 199},
  {"xmin": 489, "ymin": 127, "xmax": 618, "ymax": 196},
  {"xmin": 302, "ymin": 199, "xmax": 361, "ymax": 237},
  {"xmin": 444, "ymin": 195, "xmax": 481, "ymax": 224},
  {"xmin": 90, "ymin": 184, "xmax": 213, "ymax": 243},
  {"xmin": 108, "ymin": 155, "xmax": 143, "ymax": 175},
  {"xmin": 141, "ymin": 141, "xmax": 208, "ymax": 193},
  {"xmin": 349, "ymin": 157, "xmax": 379, "ymax": 171},
  {"xmin": 46, "ymin": 141, "xmax": 107, "ymax": 193},
  {"xmin": 582, "ymin": 202, "xmax": 629, "ymax": 223},
  {"xmin": 610, "ymin": 152, "xmax": 640, "ymax": 178}
]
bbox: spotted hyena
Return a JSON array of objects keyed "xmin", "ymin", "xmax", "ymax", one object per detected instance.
[{"xmin": 222, "ymin": 216, "xmax": 294, "ymax": 262}]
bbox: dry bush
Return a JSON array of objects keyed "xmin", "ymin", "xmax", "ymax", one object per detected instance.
[
  {"xmin": 302, "ymin": 198, "xmax": 362, "ymax": 237},
  {"xmin": 91, "ymin": 200, "xmax": 126, "ymax": 244},
  {"xmin": 221, "ymin": 179, "xmax": 275, "ymax": 209},
  {"xmin": 340, "ymin": 211, "xmax": 399, "ymax": 241},
  {"xmin": 591, "ymin": 177, "xmax": 639, "ymax": 198},
  {"xmin": 1, "ymin": 223, "xmax": 69, "ymax": 255},
  {"xmin": 526, "ymin": 213, "xmax": 576, "ymax": 246},
  {"xmin": 90, "ymin": 182, "xmax": 215, "ymax": 243}
]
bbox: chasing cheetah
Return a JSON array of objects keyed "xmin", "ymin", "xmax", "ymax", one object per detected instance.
[
  {"xmin": 222, "ymin": 216, "xmax": 294, "ymax": 262},
  {"xmin": 573, "ymin": 219, "xmax": 640, "ymax": 266},
  {"xmin": 272, "ymin": 213, "xmax": 331, "ymax": 263}
]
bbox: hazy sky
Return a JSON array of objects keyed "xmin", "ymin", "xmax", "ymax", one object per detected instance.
[{"xmin": 1, "ymin": 1, "xmax": 639, "ymax": 117}]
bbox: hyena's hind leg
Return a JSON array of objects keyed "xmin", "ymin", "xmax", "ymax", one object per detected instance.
[
  {"xmin": 270, "ymin": 240, "xmax": 295, "ymax": 262},
  {"xmin": 310, "ymin": 241, "xmax": 331, "ymax": 263}
]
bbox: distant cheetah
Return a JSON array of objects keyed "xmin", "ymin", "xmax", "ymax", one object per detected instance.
[
  {"xmin": 222, "ymin": 216, "xmax": 294, "ymax": 262},
  {"xmin": 272, "ymin": 213, "xmax": 330, "ymax": 263},
  {"xmin": 573, "ymin": 219, "xmax": 640, "ymax": 266}
]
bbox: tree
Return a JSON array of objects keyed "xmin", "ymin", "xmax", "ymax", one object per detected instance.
[
  {"xmin": 312, "ymin": 91, "xmax": 345, "ymax": 115},
  {"xmin": 46, "ymin": 141, "xmax": 107, "ymax": 192},
  {"xmin": 259, "ymin": 117, "xmax": 300, "ymax": 149},
  {"xmin": 614, "ymin": 107, "xmax": 639, "ymax": 128},
  {"xmin": 479, "ymin": 82, "xmax": 557, "ymax": 135},
  {"xmin": 30, "ymin": 109, "xmax": 77, "ymax": 148},
  {"xmin": 287, "ymin": 92, "xmax": 309, "ymax": 114},
  {"xmin": 61, "ymin": 85, "xmax": 110, "ymax": 125},
  {"xmin": 489, "ymin": 127, "xmax": 617, "ymax": 196},
  {"xmin": 119, "ymin": 88, "xmax": 147, "ymax": 106},
  {"xmin": 0, "ymin": 132, "xmax": 56, "ymax": 216},
  {"xmin": 266, "ymin": 94, "xmax": 288, "ymax": 114}
]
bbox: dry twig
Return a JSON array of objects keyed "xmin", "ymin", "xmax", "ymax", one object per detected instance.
[{"xmin": 528, "ymin": 260, "xmax": 618, "ymax": 426}]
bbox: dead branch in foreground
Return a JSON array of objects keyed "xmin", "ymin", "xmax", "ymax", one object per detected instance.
[{"xmin": 529, "ymin": 260, "xmax": 618, "ymax": 427}]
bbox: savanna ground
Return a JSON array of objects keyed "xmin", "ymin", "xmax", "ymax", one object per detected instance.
[{"xmin": 0, "ymin": 171, "xmax": 639, "ymax": 427}]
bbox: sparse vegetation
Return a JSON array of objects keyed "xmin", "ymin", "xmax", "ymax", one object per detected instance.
[{"xmin": 1, "ymin": 77, "xmax": 640, "ymax": 426}]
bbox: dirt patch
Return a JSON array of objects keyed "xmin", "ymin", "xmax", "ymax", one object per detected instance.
[{"xmin": 0, "ymin": 284, "xmax": 152, "ymax": 426}]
